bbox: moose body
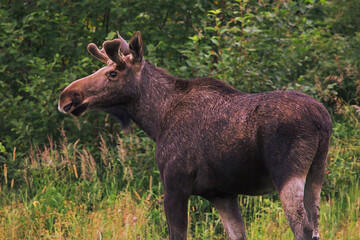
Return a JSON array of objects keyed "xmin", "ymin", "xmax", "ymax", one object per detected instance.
[{"xmin": 58, "ymin": 32, "xmax": 332, "ymax": 240}]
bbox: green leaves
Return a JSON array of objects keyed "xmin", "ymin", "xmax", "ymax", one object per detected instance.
[
  {"xmin": 0, "ymin": 142, "xmax": 5, "ymax": 154},
  {"xmin": 0, "ymin": 0, "xmax": 216, "ymax": 152},
  {"xmin": 0, "ymin": 0, "xmax": 359, "ymax": 192},
  {"xmin": 178, "ymin": 0, "xmax": 360, "ymax": 106}
]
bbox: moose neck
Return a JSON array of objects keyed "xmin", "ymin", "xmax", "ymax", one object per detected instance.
[{"xmin": 124, "ymin": 61, "xmax": 178, "ymax": 141}]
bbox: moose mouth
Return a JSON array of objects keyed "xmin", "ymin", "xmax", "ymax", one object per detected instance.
[
  {"xmin": 62, "ymin": 102, "xmax": 89, "ymax": 117},
  {"xmin": 71, "ymin": 103, "xmax": 89, "ymax": 117},
  {"xmin": 72, "ymin": 104, "xmax": 89, "ymax": 116}
]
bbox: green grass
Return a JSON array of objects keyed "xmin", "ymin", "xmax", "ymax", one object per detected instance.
[
  {"xmin": 0, "ymin": 111, "xmax": 359, "ymax": 239},
  {"xmin": 0, "ymin": 185, "xmax": 358, "ymax": 239}
]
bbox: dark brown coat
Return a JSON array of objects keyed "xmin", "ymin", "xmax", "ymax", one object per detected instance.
[{"xmin": 58, "ymin": 32, "xmax": 332, "ymax": 240}]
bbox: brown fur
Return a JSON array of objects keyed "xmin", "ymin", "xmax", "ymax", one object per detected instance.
[{"xmin": 58, "ymin": 32, "xmax": 332, "ymax": 240}]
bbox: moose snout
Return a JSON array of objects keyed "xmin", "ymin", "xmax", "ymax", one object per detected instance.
[
  {"xmin": 58, "ymin": 90, "xmax": 84, "ymax": 114},
  {"xmin": 62, "ymin": 102, "xmax": 73, "ymax": 113}
]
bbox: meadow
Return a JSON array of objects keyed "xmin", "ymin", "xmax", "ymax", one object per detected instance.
[{"xmin": 1, "ymin": 111, "xmax": 359, "ymax": 239}]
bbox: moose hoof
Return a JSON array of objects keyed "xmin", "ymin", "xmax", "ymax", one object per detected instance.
[{"xmin": 312, "ymin": 233, "xmax": 320, "ymax": 240}]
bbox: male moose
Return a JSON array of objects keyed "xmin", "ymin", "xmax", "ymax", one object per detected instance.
[{"xmin": 58, "ymin": 31, "xmax": 332, "ymax": 240}]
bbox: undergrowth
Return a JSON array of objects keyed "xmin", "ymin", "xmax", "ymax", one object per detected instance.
[{"xmin": 0, "ymin": 107, "xmax": 359, "ymax": 239}]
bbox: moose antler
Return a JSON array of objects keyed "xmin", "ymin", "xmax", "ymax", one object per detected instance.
[
  {"xmin": 117, "ymin": 31, "xmax": 130, "ymax": 56},
  {"xmin": 103, "ymin": 39, "xmax": 126, "ymax": 68},
  {"xmin": 87, "ymin": 43, "xmax": 109, "ymax": 64},
  {"xmin": 87, "ymin": 32, "xmax": 130, "ymax": 64}
]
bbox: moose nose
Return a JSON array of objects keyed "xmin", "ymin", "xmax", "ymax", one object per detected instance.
[
  {"xmin": 58, "ymin": 100, "xmax": 73, "ymax": 114},
  {"xmin": 63, "ymin": 102, "xmax": 73, "ymax": 112},
  {"xmin": 58, "ymin": 89, "xmax": 83, "ymax": 114}
]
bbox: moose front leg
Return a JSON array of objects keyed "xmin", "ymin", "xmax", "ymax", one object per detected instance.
[
  {"xmin": 157, "ymin": 148, "xmax": 196, "ymax": 240},
  {"xmin": 163, "ymin": 189, "xmax": 189, "ymax": 240}
]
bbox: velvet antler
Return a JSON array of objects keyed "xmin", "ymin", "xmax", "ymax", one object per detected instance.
[
  {"xmin": 87, "ymin": 32, "xmax": 130, "ymax": 66},
  {"xmin": 103, "ymin": 39, "xmax": 126, "ymax": 68},
  {"xmin": 87, "ymin": 43, "xmax": 109, "ymax": 64},
  {"xmin": 117, "ymin": 31, "xmax": 130, "ymax": 56}
]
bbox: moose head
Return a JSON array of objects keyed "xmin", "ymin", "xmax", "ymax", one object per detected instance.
[{"xmin": 58, "ymin": 32, "xmax": 145, "ymax": 127}]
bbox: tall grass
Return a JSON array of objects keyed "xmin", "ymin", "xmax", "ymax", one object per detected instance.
[{"xmin": 0, "ymin": 109, "xmax": 359, "ymax": 239}]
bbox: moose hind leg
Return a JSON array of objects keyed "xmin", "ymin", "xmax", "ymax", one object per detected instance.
[
  {"xmin": 210, "ymin": 195, "xmax": 246, "ymax": 240},
  {"xmin": 264, "ymin": 132, "xmax": 320, "ymax": 239},
  {"xmin": 304, "ymin": 140, "xmax": 329, "ymax": 240},
  {"xmin": 277, "ymin": 177, "xmax": 313, "ymax": 240},
  {"xmin": 304, "ymin": 177, "xmax": 322, "ymax": 240}
]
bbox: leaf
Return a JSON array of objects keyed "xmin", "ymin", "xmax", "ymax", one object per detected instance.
[
  {"xmin": 210, "ymin": 38, "xmax": 219, "ymax": 46},
  {"xmin": 204, "ymin": 27, "xmax": 216, "ymax": 32},
  {"xmin": 106, "ymin": 32, "xmax": 117, "ymax": 40},
  {"xmin": 188, "ymin": 35, "xmax": 198, "ymax": 42},
  {"xmin": 219, "ymin": 28, "xmax": 228, "ymax": 35},
  {"xmin": 208, "ymin": 9, "xmax": 221, "ymax": 15}
]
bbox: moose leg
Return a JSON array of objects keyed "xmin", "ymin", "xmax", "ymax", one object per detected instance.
[
  {"xmin": 210, "ymin": 195, "xmax": 246, "ymax": 240},
  {"xmin": 264, "ymin": 134, "xmax": 320, "ymax": 239},
  {"xmin": 163, "ymin": 189, "xmax": 189, "ymax": 240},
  {"xmin": 276, "ymin": 177, "xmax": 313, "ymax": 240},
  {"xmin": 303, "ymin": 177, "xmax": 322, "ymax": 240},
  {"xmin": 304, "ymin": 140, "xmax": 329, "ymax": 240}
]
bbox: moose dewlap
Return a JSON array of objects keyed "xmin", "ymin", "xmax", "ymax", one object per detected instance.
[{"xmin": 58, "ymin": 31, "xmax": 332, "ymax": 240}]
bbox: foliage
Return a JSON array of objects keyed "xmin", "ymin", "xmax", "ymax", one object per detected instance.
[
  {"xmin": 1, "ymin": 0, "xmax": 359, "ymax": 151},
  {"xmin": 0, "ymin": 0, "xmax": 359, "ymax": 239},
  {"xmin": 0, "ymin": 0, "xmax": 216, "ymax": 152}
]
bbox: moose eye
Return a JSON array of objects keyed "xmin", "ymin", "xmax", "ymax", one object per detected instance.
[{"xmin": 109, "ymin": 71, "xmax": 117, "ymax": 78}]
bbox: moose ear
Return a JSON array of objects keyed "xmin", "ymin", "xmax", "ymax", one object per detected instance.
[{"xmin": 129, "ymin": 31, "xmax": 144, "ymax": 61}]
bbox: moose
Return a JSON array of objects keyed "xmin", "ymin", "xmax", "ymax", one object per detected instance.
[{"xmin": 58, "ymin": 31, "xmax": 332, "ymax": 240}]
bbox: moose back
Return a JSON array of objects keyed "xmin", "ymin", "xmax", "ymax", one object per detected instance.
[{"xmin": 58, "ymin": 31, "xmax": 332, "ymax": 240}]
